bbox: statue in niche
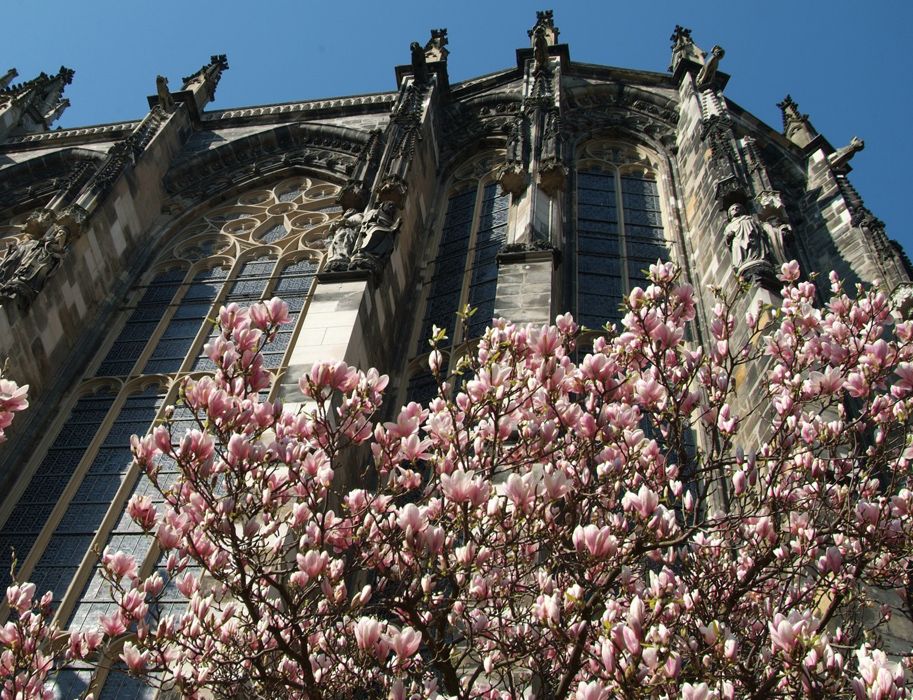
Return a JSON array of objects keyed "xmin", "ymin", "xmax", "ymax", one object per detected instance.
[
  {"xmin": 356, "ymin": 200, "xmax": 401, "ymax": 261},
  {"xmin": 723, "ymin": 202, "xmax": 774, "ymax": 281},
  {"xmin": 762, "ymin": 217, "xmax": 792, "ymax": 267},
  {"xmin": 324, "ymin": 209, "xmax": 364, "ymax": 271},
  {"xmin": 0, "ymin": 223, "xmax": 70, "ymax": 306}
]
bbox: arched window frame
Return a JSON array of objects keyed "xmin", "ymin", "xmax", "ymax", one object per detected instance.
[
  {"xmin": 571, "ymin": 139, "xmax": 675, "ymax": 330},
  {"xmin": 402, "ymin": 152, "xmax": 510, "ymax": 406},
  {"xmin": 0, "ymin": 174, "xmax": 342, "ymax": 638}
]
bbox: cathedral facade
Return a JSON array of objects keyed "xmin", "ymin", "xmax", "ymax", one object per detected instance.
[{"xmin": 0, "ymin": 12, "xmax": 909, "ymax": 695}]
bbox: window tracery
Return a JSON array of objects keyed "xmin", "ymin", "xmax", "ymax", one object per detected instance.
[{"xmin": 0, "ymin": 174, "xmax": 342, "ymax": 652}]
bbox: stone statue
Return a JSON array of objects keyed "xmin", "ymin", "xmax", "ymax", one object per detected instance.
[
  {"xmin": 357, "ymin": 200, "xmax": 401, "ymax": 260},
  {"xmin": 156, "ymin": 75, "xmax": 174, "ymax": 111},
  {"xmin": 324, "ymin": 209, "xmax": 363, "ymax": 271},
  {"xmin": 696, "ymin": 45, "xmax": 725, "ymax": 88},
  {"xmin": 0, "ymin": 223, "xmax": 70, "ymax": 306},
  {"xmin": 410, "ymin": 42, "xmax": 429, "ymax": 84},
  {"xmin": 723, "ymin": 202, "xmax": 773, "ymax": 280},
  {"xmin": 762, "ymin": 217, "xmax": 792, "ymax": 267}
]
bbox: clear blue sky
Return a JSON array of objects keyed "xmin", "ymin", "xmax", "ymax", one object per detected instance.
[{"xmin": 7, "ymin": 1, "xmax": 913, "ymax": 257}]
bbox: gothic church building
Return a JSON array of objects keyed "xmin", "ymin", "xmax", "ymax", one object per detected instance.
[{"xmin": 0, "ymin": 12, "xmax": 909, "ymax": 696}]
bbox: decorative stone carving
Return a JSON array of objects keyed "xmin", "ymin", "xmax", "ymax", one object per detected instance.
[
  {"xmin": 378, "ymin": 82, "xmax": 426, "ymax": 208},
  {"xmin": 338, "ymin": 129, "xmax": 383, "ymax": 210},
  {"xmin": 723, "ymin": 202, "xmax": 775, "ymax": 284},
  {"xmin": 827, "ymin": 136, "xmax": 864, "ymax": 172},
  {"xmin": 324, "ymin": 209, "xmax": 364, "ymax": 272},
  {"xmin": 538, "ymin": 108, "xmax": 566, "ymax": 194},
  {"xmin": 323, "ymin": 202, "xmax": 401, "ymax": 275},
  {"xmin": 528, "ymin": 10, "xmax": 559, "ymax": 47},
  {"xmin": 0, "ymin": 205, "xmax": 86, "ymax": 309},
  {"xmin": 424, "ymin": 29, "xmax": 449, "ymax": 63},
  {"xmin": 669, "ymin": 25, "xmax": 704, "ymax": 73},
  {"xmin": 777, "ymin": 94, "xmax": 817, "ymax": 148},
  {"xmin": 701, "ymin": 115, "xmax": 747, "ymax": 204},
  {"xmin": 497, "ymin": 114, "xmax": 528, "ymax": 196},
  {"xmin": 351, "ymin": 201, "xmax": 401, "ymax": 271},
  {"xmin": 181, "ymin": 54, "xmax": 229, "ymax": 101},
  {"xmin": 695, "ymin": 45, "xmax": 725, "ymax": 89},
  {"xmin": 0, "ymin": 65, "xmax": 73, "ymax": 137},
  {"xmin": 156, "ymin": 75, "xmax": 175, "ymax": 112},
  {"xmin": 761, "ymin": 216, "xmax": 792, "ymax": 267},
  {"xmin": 410, "ymin": 42, "xmax": 429, "ymax": 84}
]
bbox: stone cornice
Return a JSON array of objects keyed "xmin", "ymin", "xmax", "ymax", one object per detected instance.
[
  {"xmin": 0, "ymin": 121, "xmax": 140, "ymax": 150},
  {"xmin": 201, "ymin": 92, "xmax": 397, "ymax": 125}
]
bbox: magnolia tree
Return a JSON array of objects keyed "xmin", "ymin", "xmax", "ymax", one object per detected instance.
[{"xmin": 3, "ymin": 261, "xmax": 913, "ymax": 699}]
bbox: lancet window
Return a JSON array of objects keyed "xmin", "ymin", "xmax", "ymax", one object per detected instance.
[
  {"xmin": 573, "ymin": 141, "xmax": 671, "ymax": 328},
  {"xmin": 407, "ymin": 155, "xmax": 509, "ymax": 405}
]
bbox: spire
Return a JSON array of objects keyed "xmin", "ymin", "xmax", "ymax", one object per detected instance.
[
  {"xmin": 528, "ymin": 10, "xmax": 559, "ymax": 47},
  {"xmin": 180, "ymin": 54, "xmax": 229, "ymax": 113},
  {"xmin": 777, "ymin": 95, "xmax": 818, "ymax": 148},
  {"xmin": 424, "ymin": 28, "xmax": 448, "ymax": 63},
  {"xmin": 0, "ymin": 65, "xmax": 74, "ymax": 141},
  {"xmin": 669, "ymin": 25, "xmax": 705, "ymax": 74}
]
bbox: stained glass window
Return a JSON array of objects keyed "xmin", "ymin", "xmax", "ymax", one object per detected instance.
[
  {"xmin": 575, "ymin": 144, "xmax": 670, "ymax": 329},
  {"xmin": 0, "ymin": 175, "xmax": 342, "ymax": 695}
]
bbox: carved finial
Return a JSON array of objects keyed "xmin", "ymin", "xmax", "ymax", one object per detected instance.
[
  {"xmin": 56, "ymin": 66, "xmax": 75, "ymax": 86},
  {"xmin": 424, "ymin": 28, "xmax": 449, "ymax": 63},
  {"xmin": 181, "ymin": 54, "xmax": 229, "ymax": 96},
  {"xmin": 528, "ymin": 10, "xmax": 559, "ymax": 47},
  {"xmin": 777, "ymin": 94, "xmax": 818, "ymax": 148},
  {"xmin": 180, "ymin": 54, "xmax": 229, "ymax": 111},
  {"xmin": 669, "ymin": 25, "xmax": 705, "ymax": 74},
  {"xmin": 670, "ymin": 25, "xmax": 693, "ymax": 51}
]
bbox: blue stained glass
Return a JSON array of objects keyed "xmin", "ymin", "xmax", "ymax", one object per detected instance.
[
  {"xmin": 578, "ymin": 172, "xmax": 615, "ymax": 190},
  {"xmin": 97, "ymin": 668, "xmax": 157, "ymax": 700},
  {"xmin": 0, "ymin": 391, "xmax": 116, "ymax": 590},
  {"xmin": 95, "ymin": 269, "xmax": 186, "ymax": 377},
  {"xmin": 579, "ymin": 188, "xmax": 616, "ymax": 206},
  {"xmin": 50, "ymin": 663, "xmax": 94, "ymax": 700},
  {"xmin": 142, "ymin": 267, "xmax": 225, "ymax": 374},
  {"xmin": 407, "ymin": 371, "xmax": 438, "ymax": 407},
  {"xmin": 417, "ymin": 189, "xmax": 477, "ymax": 353},
  {"xmin": 579, "ymin": 203, "xmax": 618, "ymax": 222},
  {"xmin": 192, "ymin": 257, "xmax": 276, "ymax": 370},
  {"xmin": 259, "ymin": 223, "xmax": 287, "ymax": 243},
  {"xmin": 278, "ymin": 189, "xmax": 301, "ymax": 202}
]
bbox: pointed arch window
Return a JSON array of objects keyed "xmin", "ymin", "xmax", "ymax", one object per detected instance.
[
  {"xmin": 0, "ymin": 175, "xmax": 341, "ymax": 667},
  {"xmin": 574, "ymin": 141, "xmax": 670, "ymax": 328}
]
